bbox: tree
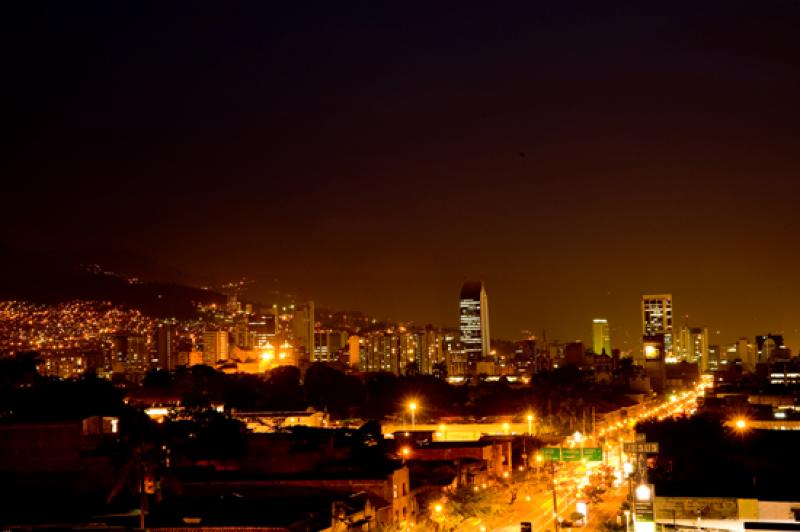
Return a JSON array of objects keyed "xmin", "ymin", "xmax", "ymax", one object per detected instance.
[
  {"xmin": 143, "ymin": 368, "xmax": 172, "ymax": 389},
  {"xmin": 265, "ymin": 365, "xmax": 305, "ymax": 410},
  {"xmin": 304, "ymin": 363, "xmax": 365, "ymax": 418}
]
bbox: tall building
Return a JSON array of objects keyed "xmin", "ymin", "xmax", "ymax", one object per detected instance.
[
  {"xmin": 686, "ymin": 327, "xmax": 709, "ymax": 372},
  {"xmin": 459, "ymin": 281, "xmax": 490, "ymax": 373},
  {"xmin": 313, "ymin": 329, "xmax": 348, "ymax": 363},
  {"xmin": 155, "ymin": 323, "xmax": 177, "ymax": 371},
  {"xmin": 291, "ymin": 302, "xmax": 315, "ymax": 361},
  {"xmin": 111, "ymin": 334, "xmax": 149, "ymax": 374},
  {"xmin": 203, "ymin": 330, "xmax": 229, "ymax": 364},
  {"xmin": 707, "ymin": 344, "xmax": 721, "ymax": 371},
  {"xmin": 642, "ymin": 294, "xmax": 673, "ymax": 360},
  {"xmin": 249, "ymin": 314, "xmax": 277, "ymax": 349},
  {"xmin": 756, "ymin": 334, "xmax": 787, "ymax": 363},
  {"xmin": 419, "ymin": 326, "xmax": 444, "ymax": 375},
  {"xmin": 726, "ymin": 337, "xmax": 755, "ymax": 370},
  {"xmin": 592, "ymin": 319, "xmax": 612, "ymax": 355}
]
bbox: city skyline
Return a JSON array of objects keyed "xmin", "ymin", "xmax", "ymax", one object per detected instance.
[
  {"xmin": 6, "ymin": 3, "xmax": 800, "ymax": 348},
  {"xmin": 6, "ymin": 3, "xmax": 800, "ymax": 530}
]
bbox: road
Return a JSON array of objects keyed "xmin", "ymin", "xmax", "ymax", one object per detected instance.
[{"xmin": 488, "ymin": 384, "xmax": 704, "ymax": 532}]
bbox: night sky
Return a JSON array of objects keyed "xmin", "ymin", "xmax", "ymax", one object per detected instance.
[{"xmin": 6, "ymin": 2, "xmax": 800, "ymax": 350}]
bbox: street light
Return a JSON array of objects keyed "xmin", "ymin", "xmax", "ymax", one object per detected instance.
[
  {"xmin": 623, "ymin": 462, "xmax": 633, "ymax": 476},
  {"xmin": 408, "ymin": 401, "xmax": 417, "ymax": 429},
  {"xmin": 432, "ymin": 503, "xmax": 443, "ymax": 531},
  {"xmin": 527, "ymin": 413, "xmax": 535, "ymax": 436}
]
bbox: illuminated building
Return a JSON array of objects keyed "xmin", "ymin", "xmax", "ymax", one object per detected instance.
[
  {"xmin": 177, "ymin": 350, "xmax": 204, "ymax": 367},
  {"xmin": 347, "ymin": 335, "xmax": 360, "ymax": 369},
  {"xmin": 357, "ymin": 329, "xmax": 409, "ymax": 375},
  {"xmin": 459, "ymin": 281, "xmax": 490, "ymax": 374},
  {"xmin": 291, "ymin": 302, "xmax": 315, "ymax": 360},
  {"xmin": 398, "ymin": 329, "xmax": 421, "ymax": 374},
  {"xmin": 226, "ymin": 294, "xmax": 241, "ymax": 313},
  {"xmin": 592, "ymin": 319, "xmax": 611, "ymax": 355},
  {"xmin": 756, "ymin": 334, "xmax": 787, "ymax": 363},
  {"xmin": 155, "ymin": 323, "xmax": 177, "ymax": 370},
  {"xmin": 249, "ymin": 314, "xmax": 277, "ymax": 349},
  {"xmin": 257, "ymin": 339, "xmax": 295, "ymax": 371},
  {"xmin": 112, "ymin": 333, "xmax": 149, "ymax": 373},
  {"xmin": 234, "ymin": 320, "xmax": 251, "ymax": 348},
  {"xmin": 724, "ymin": 337, "xmax": 755, "ymax": 370},
  {"xmin": 313, "ymin": 329, "xmax": 347, "ymax": 363},
  {"xmin": 642, "ymin": 294, "xmax": 673, "ymax": 361},
  {"xmin": 203, "ymin": 329, "xmax": 229, "ymax": 364},
  {"xmin": 642, "ymin": 334, "xmax": 667, "ymax": 392},
  {"xmin": 707, "ymin": 344, "xmax": 721, "ymax": 371},
  {"xmin": 442, "ymin": 333, "xmax": 463, "ymax": 377},
  {"xmin": 356, "ymin": 327, "xmax": 449, "ymax": 376},
  {"xmin": 39, "ymin": 352, "xmax": 89, "ymax": 379},
  {"xmin": 419, "ymin": 326, "xmax": 445, "ymax": 375},
  {"xmin": 686, "ymin": 327, "xmax": 709, "ymax": 371}
]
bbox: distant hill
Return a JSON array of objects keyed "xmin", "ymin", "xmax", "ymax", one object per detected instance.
[{"xmin": 0, "ymin": 252, "xmax": 225, "ymax": 319}]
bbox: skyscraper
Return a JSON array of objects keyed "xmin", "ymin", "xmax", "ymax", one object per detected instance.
[
  {"xmin": 291, "ymin": 301, "xmax": 315, "ymax": 360},
  {"xmin": 592, "ymin": 319, "xmax": 612, "ymax": 355},
  {"xmin": 641, "ymin": 294, "xmax": 673, "ymax": 359},
  {"xmin": 155, "ymin": 323, "xmax": 177, "ymax": 371},
  {"xmin": 203, "ymin": 329, "xmax": 229, "ymax": 364},
  {"xmin": 687, "ymin": 327, "xmax": 709, "ymax": 371},
  {"xmin": 459, "ymin": 281, "xmax": 490, "ymax": 373}
]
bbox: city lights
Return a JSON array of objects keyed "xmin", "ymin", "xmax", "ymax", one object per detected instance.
[
  {"xmin": 6, "ymin": 4, "xmax": 800, "ymax": 531},
  {"xmin": 635, "ymin": 484, "xmax": 652, "ymax": 501}
]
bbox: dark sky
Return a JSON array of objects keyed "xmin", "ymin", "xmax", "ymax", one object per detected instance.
[{"xmin": 6, "ymin": 2, "xmax": 800, "ymax": 350}]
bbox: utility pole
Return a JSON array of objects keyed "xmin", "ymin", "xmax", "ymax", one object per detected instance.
[
  {"xmin": 139, "ymin": 460, "xmax": 146, "ymax": 530},
  {"xmin": 551, "ymin": 461, "xmax": 559, "ymax": 531}
]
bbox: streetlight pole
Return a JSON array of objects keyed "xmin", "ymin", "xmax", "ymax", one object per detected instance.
[
  {"xmin": 551, "ymin": 461, "xmax": 560, "ymax": 532},
  {"xmin": 409, "ymin": 402, "xmax": 417, "ymax": 430},
  {"xmin": 527, "ymin": 413, "xmax": 534, "ymax": 436}
]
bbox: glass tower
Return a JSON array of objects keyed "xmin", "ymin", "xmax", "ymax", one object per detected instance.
[{"xmin": 459, "ymin": 281, "xmax": 490, "ymax": 372}]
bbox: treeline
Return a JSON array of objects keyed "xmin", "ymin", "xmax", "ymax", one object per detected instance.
[
  {"xmin": 1, "ymin": 353, "xmax": 637, "ymax": 433},
  {"xmin": 140, "ymin": 362, "xmax": 636, "ymax": 431}
]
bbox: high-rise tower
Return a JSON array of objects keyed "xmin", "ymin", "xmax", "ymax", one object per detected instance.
[
  {"xmin": 592, "ymin": 319, "xmax": 612, "ymax": 355},
  {"xmin": 459, "ymin": 281, "xmax": 490, "ymax": 373},
  {"xmin": 641, "ymin": 294, "xmax": 673, "ymax": 358}
]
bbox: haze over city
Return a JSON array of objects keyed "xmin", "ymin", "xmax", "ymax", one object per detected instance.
[
  {"xmin": 6, "ymin": 2, "xmax": 800, "ymax": 347},
  {"xmin": 5, "ymin": 3, "xmax": 800, "ymax": 531}
]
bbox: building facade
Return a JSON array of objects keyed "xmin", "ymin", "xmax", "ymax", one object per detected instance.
[
  {"xmin": 203, "ymin": 330, "xmax": 229, "ymax": 364},
  {"xmin": 459, "ymin": 281, "xmax": 490, "ymax": 374},
  {"xmin": 592, "ymin": 319, "xmax": 612, "ymax": 355},
  {"xmin": 642, "ymin": 294, "xmax": 673, "ymax": 361}
]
